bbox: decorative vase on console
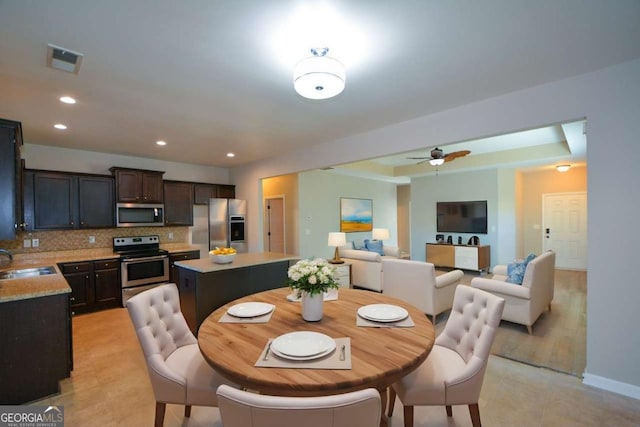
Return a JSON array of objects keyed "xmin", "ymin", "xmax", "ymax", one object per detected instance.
[{"xmin": 287, "ymin": 258, "xmax": 339, "ymax": 322}]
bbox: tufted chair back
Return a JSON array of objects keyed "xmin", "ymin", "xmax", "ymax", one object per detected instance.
[
  {"xmin": 127, "ymin": 283, "xmax": 199, "ymax": 407},
  {"xmin": 436, "ymin": 285, "xmax": 504, "ymax": 363},
  {"xmin": 434, "ymin": 285, "xmax": 504, "ymax": 405},
  {"xmin": 217, "ymin": 385, "xmax": 381, "ymax": 427},
  {"xmin": 127, "ymin": 283, "xmax": 196, "ymax": 362}
]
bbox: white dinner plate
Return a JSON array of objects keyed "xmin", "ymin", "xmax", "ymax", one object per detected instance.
[
  {"xmin": 270, "ymin": 344, "xmax": 335, "ymax": 361},
  {"xmin": 227, "ymin": 302, "xmax": 274, "ymax": 318},
  {"xmin": 357, "ymin": 304, "xmax": 409, "ymax": 323},
  {"xmin": 271, "ymin": 331, "xmax": 336, "ymax": 358}
]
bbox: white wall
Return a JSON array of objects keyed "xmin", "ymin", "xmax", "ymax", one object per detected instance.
[
  {"xmin": 232, "ymin": 58, "xmax": 640, "ymax": 398},
  {"xmin": 410, "ymin": 169, "xmax": 503, "ymax": 264},
  {"xmin": 297, "ymin": 170, "xmax": 398, "ymax": 259},
  {"xmin": 23, "ymin": 144, "xmax": 229, "ymax": 183}
]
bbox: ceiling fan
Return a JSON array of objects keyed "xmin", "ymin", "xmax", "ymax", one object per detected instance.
[{"xmin": 407, "ymin": 147, "xmax": 471, "ymax": 165}]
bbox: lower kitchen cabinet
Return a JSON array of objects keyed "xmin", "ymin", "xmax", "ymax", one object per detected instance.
[
  {"xmin": 0, "ymin": 293, "xmax": 72, "ymax": 404},
  {"xmin": 59, "ymin": 258, "xmax": 121, "ymax": 314},
  {"xmin": 169, "ymin": 250, "xmax": 200, "ymax": 283}
]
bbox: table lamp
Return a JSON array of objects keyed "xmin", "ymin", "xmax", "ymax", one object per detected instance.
[
  {"xmin": 372, "ymin": 228, "xmax": 389, "ymax": 241},
  {"xmin": 327, "ymin": 232, "xmax": 346, "ymax": 264}
]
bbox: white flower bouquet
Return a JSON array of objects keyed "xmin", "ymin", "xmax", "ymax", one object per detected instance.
[{"xmin": 286, "ymin": 258, "xmax": 339, "ymax": 296}]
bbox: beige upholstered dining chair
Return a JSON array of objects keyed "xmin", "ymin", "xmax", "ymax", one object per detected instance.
[
  {"xmin": 216, "ymin": 384, "xmax": 381, "ymax": 427},
  {"xmin": 127, "ymin": 283, "xmax": 236, "ymax": 427},
  {"xmin": 388, "ymin": 285, "xmax": 505, "ymax": 427},
  {"xmin": 382, "ymin": 258, "xmax": 464, "ymax": 323}
]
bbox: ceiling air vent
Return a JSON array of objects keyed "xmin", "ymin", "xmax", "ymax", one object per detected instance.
[{"xmin": 46, "ymin": 44, "xmax": 83, "ymax": 74}]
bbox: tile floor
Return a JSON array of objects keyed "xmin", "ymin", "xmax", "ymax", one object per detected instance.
[{"xmin": 33, "ymin": 303, "xmax": 640, "ymax": 426}]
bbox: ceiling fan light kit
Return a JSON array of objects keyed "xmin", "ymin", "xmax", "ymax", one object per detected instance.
[
  {"xmin": 408, "ymin": 147, "xmax": 471, "ymax": 166},
  {"xmin": 294, "ymin": 48, "xmax": 345, "ymax": 100}
]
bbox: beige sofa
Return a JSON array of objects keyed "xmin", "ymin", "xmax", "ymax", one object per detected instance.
[
  {"xmin": 382, "ymin": 259, "xmax": 464, "ymax": 323},
  {"xmin": 339, "ymin": 245, "xmax": 400, "ymax": 292},
  {"xmin": 470, "ymin": 251, "xmax": 555, "ymax": 334}
]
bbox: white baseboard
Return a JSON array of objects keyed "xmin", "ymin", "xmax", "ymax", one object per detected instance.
[{"xmin": 583, "ymin": 373, "xmax": 640, "ymax": 400}]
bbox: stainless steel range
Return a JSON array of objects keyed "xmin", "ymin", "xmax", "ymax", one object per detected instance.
[{"xmin": 114, "ymin": 235, "xmax": 169, "ymax": 306}]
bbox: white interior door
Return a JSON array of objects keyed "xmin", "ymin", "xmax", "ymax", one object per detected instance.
[
  {"xmin": 265, "ymin": 197, "xmax": 285, "ymax": 253},
  {"xmin": 542, "ymin": 192, "xmax": 587, "ymax": 270}
]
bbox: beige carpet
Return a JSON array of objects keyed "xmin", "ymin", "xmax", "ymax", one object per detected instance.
[{"xmin": 435, "ymin": 269, "xmax": 587, "ymax": 377}]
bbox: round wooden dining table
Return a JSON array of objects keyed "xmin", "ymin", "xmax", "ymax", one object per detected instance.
[{"xmin": 198, "ymin": 287, "xmax": 435, "ymax": 426}]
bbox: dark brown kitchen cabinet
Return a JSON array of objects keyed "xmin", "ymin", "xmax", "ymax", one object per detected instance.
[
  {"xmin": 61, "ymin": 262, "xmax": 92, "ymax": 311},
  {"xmin": 216, "ymin": 184, "xmax": 235, "ymax": 199},
  {"xmin": 169, "ymin": 250, "xmax": 200, "ymax": 283},
  {"xmin": 94, "ymin": 259, "xmax": 120, "ymax": 305},
  {"xmin": 60, "ymin": 258, "xmax": 121, "ymax": 314},
  {"xmin": 194, "ymin": 183, "xmax": 236, "ymax": 204},
  {"xmin": 78, "ymin": 176, "xmax": 115, "ymax": 228},
  {"xmin": 0, "ymin": 118, "xmax": 23, "ymax": 240},
  {"xmin": 164, "ymin": 181, "xmax": 194, "ymax": 225},
  {"xmin": 194, "ymin": 183, "xmax": 216, "ymax": 205},
  {"xmin": 30, "ymin": 171, "xmax": 78, "ymax": 230},
  {"xmin": 23, "ymin": 170, "xmax": 115, "ymax": 231},
  {"xmin": 110, "ymin": 167, "xmax": 164, "ymax": 203},
  {"xmin": 0, "ymin": 293, "xmax": 72, "ymax": 404}
]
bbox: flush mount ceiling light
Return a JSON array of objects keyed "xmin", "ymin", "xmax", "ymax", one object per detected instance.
[
  {"xmin": 53, "ymin": 123, "xmax": 67, "ymax": 130},
  {"xmin": 226, "ymin": 153, "xmax": 235, "ymax": 158},
  {"xmin": 59, "ymin": 96, "xmax": 76, "ymax": 104},
  {"xmin": 156, "ymin": 140, "xmax": 167, "ymax": 146},
  {"xmin": 293, "ymin": 47, "xmax": 345, "ymax": 100},
  {"xmin": 556, "ymin": 164, "xmax": 571, "ymax": 172},
  {"xmin": 429, "ymin": 158, "xmax": 445, "ymax": 166}
]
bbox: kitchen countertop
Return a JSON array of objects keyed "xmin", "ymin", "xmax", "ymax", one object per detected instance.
[
  {"xmin": 175, "ymin": 252, "xmax": 299, "ymax": 273},
  {"xmin": 0, "ymin": 244, "xmax": 202, "ymax": 303}
]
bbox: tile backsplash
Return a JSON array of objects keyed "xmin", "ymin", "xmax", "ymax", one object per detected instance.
[{"xmin": 0, "ymin": 227, "xmax": 189, "ymax": 254}]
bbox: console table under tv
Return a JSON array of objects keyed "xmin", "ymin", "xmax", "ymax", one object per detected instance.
[{"xmin": 426, "ymin": 243, "xmax": 490, "ymax": 272}]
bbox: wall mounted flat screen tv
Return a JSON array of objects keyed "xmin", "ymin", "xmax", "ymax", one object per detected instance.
[{"xmin": 437, "ymin": 200, "xmax": 488, "ymax": 234}]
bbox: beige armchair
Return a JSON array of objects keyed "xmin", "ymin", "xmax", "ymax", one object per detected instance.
[
  {"xmin": 382, "ymin": 259, "xmax": 464, "ymax": 323},
  {"xmin": 470, "ymin": 251, "xmax": 555, "ymax": 334},
  {"xmin": 389, "ymin": 285, "xmax": 505, "ymax": 427},
  {"xmin": 126, "ymin": 283, "xmax": 236, "ymax": 427},
  {"xmin": 216, "ymin": 385, "xmax": 381, "ymax": 427}
]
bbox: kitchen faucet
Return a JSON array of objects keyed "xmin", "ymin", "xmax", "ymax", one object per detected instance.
[{"xmin": 0, "ymin": 249, "xmax": 13, "ymax": 261}]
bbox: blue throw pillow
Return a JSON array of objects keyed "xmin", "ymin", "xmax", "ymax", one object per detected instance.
[
  {"xmin": 506, "ymin": 253, "xmax": 536, "ymax": 285},
  {"xmin": 364, "ymin": 239, "xmax": 384, "ymax": 256}
]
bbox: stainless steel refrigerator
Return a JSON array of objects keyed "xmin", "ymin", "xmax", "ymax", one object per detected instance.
[{"xmin": 209, "ymin": 198, "xmax": 247, "ymax": 253}]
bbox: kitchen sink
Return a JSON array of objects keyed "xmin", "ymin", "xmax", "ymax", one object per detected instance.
[{"xmin": 0, "ymin": 266, "xmax": 57, "ymax": 280}]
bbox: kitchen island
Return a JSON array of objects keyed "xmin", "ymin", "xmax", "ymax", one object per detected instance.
[
  {"xmin": 0, "ymin": 263, "xmax": 72, "ymax": 404},
  {"xmin": 174, "ymin": 252, "xmax": 299, "ymax": 334}
]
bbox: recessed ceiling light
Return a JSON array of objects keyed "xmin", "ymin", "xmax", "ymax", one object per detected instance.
[
  {"xmin": 54, "ymin": 123, "xmax": 67, "ymax": 130},
  {"xmin": 59, "ymin": 96, "xmax": 76, "ymax": 104},
  {"xmin": 226, "ymin": 152, "xmax": 235, "ymax": 158},
  {"xmin": 156, "ymin": 140, "xmax": 167, "ymax": 146}
]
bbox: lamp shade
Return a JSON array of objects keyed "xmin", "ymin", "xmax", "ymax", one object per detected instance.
[
  {"xmin": 372, "ymin": 228, "xmax": 389, "ymax": 241},
  {"xmin": 327, "ymin": 232, "xmax": 347, "ymax": 247},
  {"xmin": 294, "ymin": 55, "xmax": 345, "ymax": 100}
]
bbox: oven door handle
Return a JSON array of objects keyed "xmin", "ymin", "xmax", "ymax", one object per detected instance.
[{"xmin": 122, "ymin": 255, "xmax": 169, "ymax": 263}]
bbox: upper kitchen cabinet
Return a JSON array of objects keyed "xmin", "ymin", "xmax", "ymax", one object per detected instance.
[
  {"xmin": 194, "ymin": 183, "xmax": 236, "ymax": 204},
  {"xmin": 216, "ymin": 184, "xmax": 235, "ymax": 199},
  {"xmin": 110, "ymin": 167, "xmax": 164, "ymax": 203},
  {"xmin": 23, "ymin": 170, "xmax": 115, "ymax": 230},
  {"xmin": 78, "ymin": 176, "xmax": 115, "ymax": 228},
  {"xmin": 164, "ymin": 181, "xmax": 194, "ymax": 226},
  {"xmin": 0, "ymin": 118, "xmax": 23, "ymax": 240}
]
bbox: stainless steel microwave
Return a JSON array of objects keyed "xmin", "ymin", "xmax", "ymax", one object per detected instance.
[{"xmin": 116, "ymin": 203, "xmax": 165, "ymax": 227}]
